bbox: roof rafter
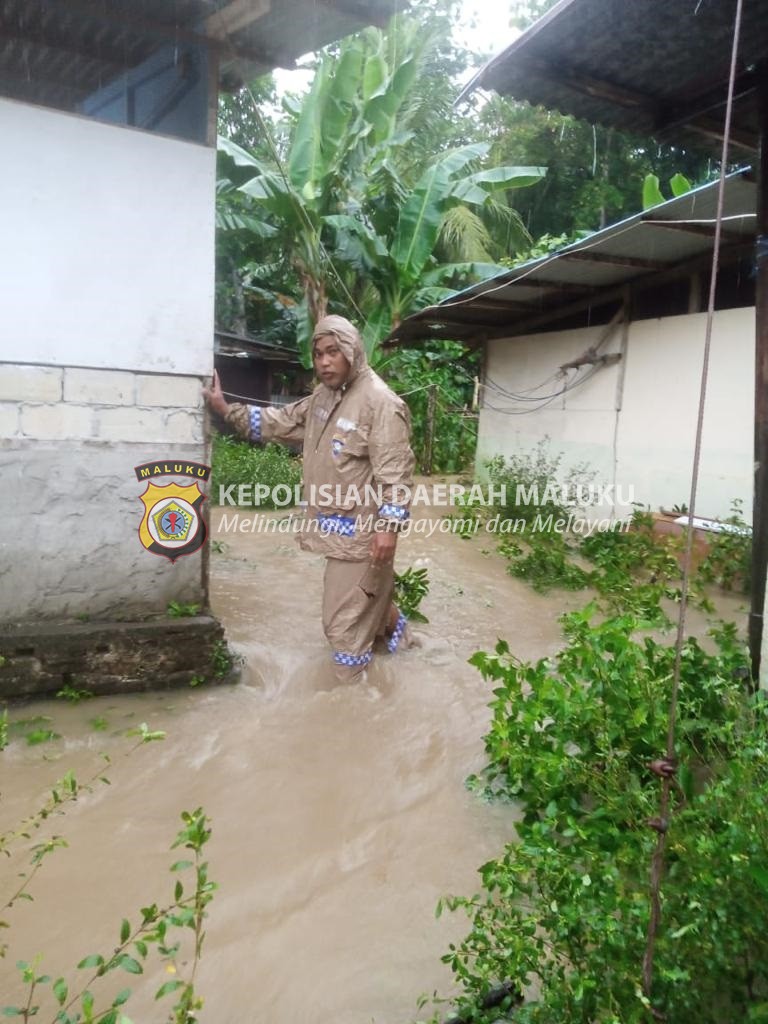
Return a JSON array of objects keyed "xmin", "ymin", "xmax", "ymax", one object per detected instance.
[{"xmin": 561, "ymin": 251, "xmax": 667, "ymax": 271}]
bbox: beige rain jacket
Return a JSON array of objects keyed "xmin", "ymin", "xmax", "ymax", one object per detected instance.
[{"xmin": 225, "ymin": 315, "xmax": 415, "ymax": 561}]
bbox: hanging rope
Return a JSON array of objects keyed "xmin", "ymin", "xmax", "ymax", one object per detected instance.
[{"xmin": 641, "ymin": 0, "xmax": 745, "ymax": 1014}]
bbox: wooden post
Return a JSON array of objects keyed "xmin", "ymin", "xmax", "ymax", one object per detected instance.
[
  {"xmin": 423, "ymin": 383, "xmax": 437, "ymax": 476},
  {"xmin": 750, "ymin": 63, "xmax": 768, "ymax": 685}
]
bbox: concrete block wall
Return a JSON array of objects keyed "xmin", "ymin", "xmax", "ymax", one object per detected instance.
[
  {"xmin": 1, "ymin": 362, "xmax": 209, "ymax": 623},
  {"xmin": 0, "ymin": 365, "xmax": 204, "ymax": 444}
]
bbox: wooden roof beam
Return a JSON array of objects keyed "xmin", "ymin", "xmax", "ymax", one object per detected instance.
[
  {"xmin": 0, "ymin": 28, "xmax": 131, "ymax": 72},
  {"xmin": 641, "ymin": 218, "xmax": 748, "ymax": 245},
  {"xmin": 50, "ymin": 0, "xmax": 291, "ymax": 71},
  {"xmin": 473, "ymin": 238, "xmax": 753, "ymax": 339},
  {"xmin": 518, "ymin": 55, "xmax": 656, "ymax": 112},
  {"xmin": 561, "ymin": 251, "xmax": 667, "ymax": 271},
  {"xmin": 318, "ymin": 0, "xmax": 392, "ymax": 29}
]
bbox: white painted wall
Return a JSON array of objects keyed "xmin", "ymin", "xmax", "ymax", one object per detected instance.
[
  {"xmin": 1, "ymin": 98, "xmax": 215, "ymax": 376},
  {"xmin": 477, "ymin": 307, "xmax": 754, "ymax": 520}
]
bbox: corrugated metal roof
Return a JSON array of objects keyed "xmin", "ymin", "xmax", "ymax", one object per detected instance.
[
  {"xmin": 387, "ymin": 170, "xmax": 756, "ymax": 345},
  {"xmin": 458, "ymin": 0, "xmax": 765, "ymax": 154},
  {"xmin": 0, "ymin": 0, "xmax": 397, "ymax": 111}
]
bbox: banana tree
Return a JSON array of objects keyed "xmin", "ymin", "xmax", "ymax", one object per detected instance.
[
  {"xmin": 326, "ymin": 143, "xmax": 545, "ymax": 353},
  {"xmin": 218, "ymin": 24, "xmax": 425, "ymax": 364}
]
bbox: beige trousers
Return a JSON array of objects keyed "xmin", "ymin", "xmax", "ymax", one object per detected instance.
[{"xmin": 322, "ymin": 558, "xmax": 395, "ymax": 679}]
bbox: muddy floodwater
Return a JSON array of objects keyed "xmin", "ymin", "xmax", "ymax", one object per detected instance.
[{"xmin": 0, "ymin": 506, "xmax": 744, "ymax": 1022}]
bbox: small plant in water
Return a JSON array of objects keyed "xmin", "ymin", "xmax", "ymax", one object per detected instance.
[
  {"xmin": 3, "ymin": 809, "xmax": 216, "ymax": 1023},
  {"xmin": 167, "ymin": 601, "xmax": 201, "ymax": 618},
  {"xmin": 56, "ymin": 683, "xmax": 93, "ymax": 704},
  {"xmin": 394, "ymin": 566, "xmax": 430, "ymax": 624},
  {"xmin": 211, "ymin": 640, "xmax": 232, "ymax": 679}
]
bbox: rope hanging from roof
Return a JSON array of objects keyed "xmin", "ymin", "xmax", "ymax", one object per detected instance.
[{"xmin": 641, "ymin": 0, "xmax": 745, "ymax": 1015}]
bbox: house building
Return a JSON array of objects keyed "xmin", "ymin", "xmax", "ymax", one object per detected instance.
[
  {"xmin": 0, "ymin": 0, "xmax": 396, "ymax": 697},
  {"xmin": 391, "ymin": 0, "xmax": 768, "ymax": 678},
  {"xmin": 390, "ymin": 172, "xmax": 756, "ymax": 520}
]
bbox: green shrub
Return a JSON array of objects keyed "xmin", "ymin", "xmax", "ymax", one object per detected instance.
[
  {"xmin": 381, "ymin": 341, "xmax": 479, "ymax": 474},
  {"xmin": 697, "ymin": 498, "xmax": 752, "ymax": 594},
  {"xmin": 440, "ymin": 612, "xmax": 766, "ymax": 1024},
  {"xmin": 211, "ymin": 434, "xmax": 302, "ymax": 507}
]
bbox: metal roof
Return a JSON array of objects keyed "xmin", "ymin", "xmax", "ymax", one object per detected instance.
[
  {"xmin": 386, "ymin": 170, "xmax": 756, "ymax": 345},
  {"xmin": 215, "ymin": 329, "xmax": 301, "ymax": 364},
  {"xmin": 458, "ymin": 0, "xmax": 766, "ymax": 154},
  {"xmin": 0, "ymin": 0, "xmax": 397, "ymax": 112}
]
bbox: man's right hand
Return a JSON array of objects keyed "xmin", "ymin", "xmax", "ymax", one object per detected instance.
[{"xmin": 202, "ymin": 369, "xmax": 229, "ymax": 418}]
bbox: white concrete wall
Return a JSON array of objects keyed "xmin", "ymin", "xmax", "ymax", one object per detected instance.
[
  {"xmin": 1, "ymin": 97, "xmax": 215, "ymax": 374},
  {"xmin": 477, "ymin": 307, "xmax": 754, "ymax": 520},
  {"xmin": 1, "ymin": 98, "xmax": 215, "ymax": 623}
]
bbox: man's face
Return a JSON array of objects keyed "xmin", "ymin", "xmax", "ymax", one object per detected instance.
[{"xmin": 313, "ymin": 333, "xmax": 351, "ymax": 390}]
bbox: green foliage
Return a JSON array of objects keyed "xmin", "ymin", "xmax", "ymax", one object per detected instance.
[
  {"xmin": 381, "ymin": 340, "xmax": 479, "ymax": 472},
  {"xmin": 480, "ymin": 445, "xmax": 595, "ymax": 592},
  {"xmin": 211, "ymin": 434, "xmax": 302, "ymax": 508},
  {"xmin": 498, "ymin": 531, "xmax": 592, "ymax": 593},
  {"xmin": 475, "ymin": 94, "xmax": 713, "ymax": 240},
  {"xmin": 217, "ymin": 18, "xmax": 544, "ymax": 360},
  {"xmin": 443, "ymin": 611, "xmax": 763, "ymax": 1023},
  {"xmin": 211, "ymin": 641, "xmax": 233, "ymax": 679},
  {"xmin": 3, "ymin": 810, "xmax": 215, "ymax": 1024},
  {"xmin": 166, "ymin": 601, "xmax": 201, "ymax": 619},
  {"xmin": 56, "ymin": 683, "xmax": 93, "ymax": 704},
  {"xmin": 2, "ymin": 710, "xmax": 213, "ymax": 1022},
  {"xmin": 580, "ymin": 507, "xmax": 687, "ymax": 620},
  {"xmin": 394, "ymin": 566, "xmax": 430, "ymax": 624},
  {"xmin": 697, "ymin": 498, "xmax": 752, "ymax": 594},
  {"xmin": 642, "ymin": 171, "xmax": 692, "ymax": 209},
  {"xmin": 25, "ymin": 729, "xmax": 61, "ymax": 747}
]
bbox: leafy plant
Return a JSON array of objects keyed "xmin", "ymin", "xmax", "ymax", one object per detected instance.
[
  {"xmin": 394, "ymin": 566, "xmax": 430, "ymax": 623},
  {"xmin": 3, "ymin": 809, "xmax": 216, "ymax": 1024},
  {"xmin": 211, "ymin": 435, "xmax": 302, "ymax": 508},
  {"xmin": 697, "ymin": 498, "xmax": 752, "ymax": 593},
  {"xmin": 56, "ymin": 683, "xmax": 93, "ymax": 704},
  {"xmin": 441, "ymin": 610, "xmax": 763, "ymax": 1024},
  {"xmin": 642, "ymin": 171, "xmax": 692, "ymax": 209},
  {"xmin": 211, "ymin": 640, "xmax": 233, "ymax": 679},
  {"xmin": 381, "ymin": 339, "xmax": 480, "ymax": 472},
  {"xmin": 25, "ymin": 729, "xmax": 61, "ymax": 747},
  {"xmin": 477, "ymin": 444, "xmax": 596, "ymax": 593},
  {"xmin": 166, "ymin": 601, "xmax": 202, "ymax": 619}
]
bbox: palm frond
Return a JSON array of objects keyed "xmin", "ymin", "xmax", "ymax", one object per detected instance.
[{"xmin": 438, "ymin": 205, "xmax": 495, "ymax": 263}]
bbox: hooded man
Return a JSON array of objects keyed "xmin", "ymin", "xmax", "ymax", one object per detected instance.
[{"xmin": 203, "ymin": 315, "xmax": 416, "ymax": 680}]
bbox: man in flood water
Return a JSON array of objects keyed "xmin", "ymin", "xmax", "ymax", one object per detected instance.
[{"xmin": 203, "ymin": 315, "xmax": 416, "ymax": 680}]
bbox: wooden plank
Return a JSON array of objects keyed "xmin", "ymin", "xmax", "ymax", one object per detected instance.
[{"xmin": 562, "ymin": 251, "xmax": 667, "ymax": 271}]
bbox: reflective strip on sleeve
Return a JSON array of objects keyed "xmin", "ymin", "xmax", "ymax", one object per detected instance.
[
  {"xmin": 317, "ymin": 513, "xmax": 356, "ymax": 537},
  {"xmin": 378, "ymin": 503, "xmax": 409, "ymax": 521},
  {"xmin": 249, "ymin": 406, "xmax": 262, "ymax": 441}
]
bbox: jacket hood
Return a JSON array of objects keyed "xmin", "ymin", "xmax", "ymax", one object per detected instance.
[{"xmin": 312, "ymin": 315, "xmax": 368, "ymax": 386}]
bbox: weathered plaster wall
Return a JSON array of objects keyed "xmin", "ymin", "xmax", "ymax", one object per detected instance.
[
  {"xmin": 1, "ymin": 364, "xmax": 207, "ymax": 622},
  {"xmin": 477, "ymin": 307, "xmax": 754, "ymax": 521}
]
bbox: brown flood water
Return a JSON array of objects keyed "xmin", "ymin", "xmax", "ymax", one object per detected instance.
[{"xmin": 0, "ymin": 505, "xmax": 744, "ymax": 1022}]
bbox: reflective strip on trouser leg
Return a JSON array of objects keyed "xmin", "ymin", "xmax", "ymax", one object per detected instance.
[{"xmin": 322, "ymin": 557, "xmax": 395, "ymax": 669}]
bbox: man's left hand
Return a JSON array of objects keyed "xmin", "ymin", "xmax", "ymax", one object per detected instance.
[{"xmin": 370, "ymin": 530, "xmax": 397, "ymax": 566}]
